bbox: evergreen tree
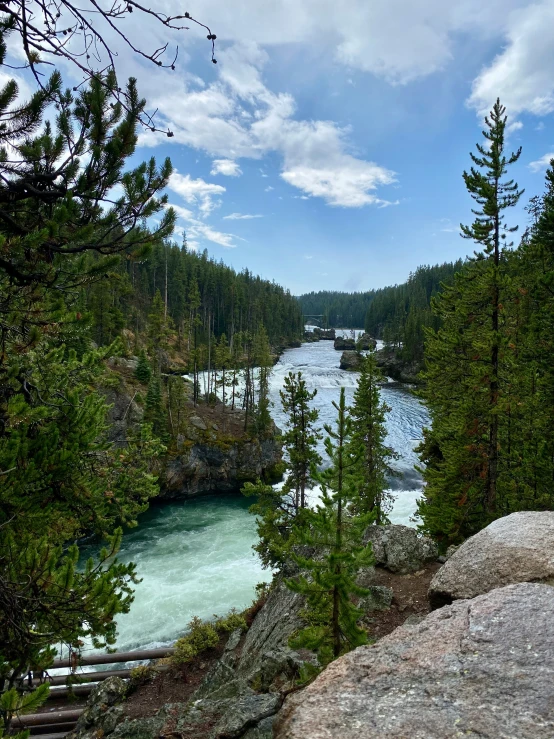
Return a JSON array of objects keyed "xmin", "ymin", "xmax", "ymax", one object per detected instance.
[
  {"xmin": 251, "ymin": 325, "xmax": 274, "ymax": 437},
  {"xmin": 135, "ymin": 349, "xmax": 152, "ymax": 384},
  {"xmin": 242, "ymin": 371, "xmax": 321, "ymax": 569},
  {"xmin": 286, "ymin": 389, "xmax": 374, "ymax": 666},
  {"xmin": 144, "ymin": 374, "xmax": 167, "ymax": 439},
  {"xmin": 349, "ymin": 352, "xmax": 398, "ymax": 523},
  {"xmin": 418, "ymin": 99, "xmax": 524, "ymax": 544}
]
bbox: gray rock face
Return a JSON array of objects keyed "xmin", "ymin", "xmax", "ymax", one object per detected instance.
[
  {"xmin": 358, "ymin": 585, "xmax": 393, "ymax": 612},
  {"xmin": 103, "ymin": 385, "xmax": 144, "ymax": 446},
  {"xmin": 374, "ymin": 347, "xmax": 422, "ymax": 384},
  {"xmin": 356, "ymin": 333, "xmax": 377, "ymax": 350},
  {"xmin": 275, "ymin": 583, "xmax": 554, "ymax": 739},
  {"xmin": 162, "ymin": 436, "xmax": 282, "ymax": 499},
  {"xmin": 339, "ymin": 350, "xmax": 361, "ymax": 371},
  {"xmin": 364, "ymin": 524, "xmax": 438, "ymax": 574},
  {"xmin": 68, "ymin": 677, "xmax": 128, "ymax": 739},
  {"xmin": 429, "ymin": 511, "xmax": 554, "ymax": 608}
]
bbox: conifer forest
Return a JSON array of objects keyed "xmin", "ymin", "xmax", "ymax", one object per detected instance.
[{"xmin": 1, "ymin": 2, "xmax": 554, "ymax": 736}]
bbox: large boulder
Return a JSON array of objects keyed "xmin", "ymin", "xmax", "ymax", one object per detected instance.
[
  {"xmin": 333, "ymin": 336, "xmax": 355, "ymax": 351},
  {"xmin": 356, "ymin": 333, "xmax": 377, "ymax": 350},
  {"xmin": 429, "ymin": 511, "xmax": 554, "ymax": 608},
  {"xmin": 364, "ymin": 524, "xmax": 438, "ymax": 574},
  {"xmin": 339, "ymin": 351, "xmax": 361, "ymax": 371},
  {"xmin": 275, "ymin": 583, "xmax": 554, "ymax": 739}
]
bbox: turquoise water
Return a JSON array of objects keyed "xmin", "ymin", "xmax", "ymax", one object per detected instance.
[{"xmin": 86, "ymin": 334, "xmax": 428, "ymax": 652}]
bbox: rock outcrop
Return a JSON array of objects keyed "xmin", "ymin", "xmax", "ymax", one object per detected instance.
[
  {"xmin": 275, "ymin": 582, "xmax": 554, "ymax": 739},
  {"xmin": 429, "ymin": 510, "xmax": 554, "ymax": 608},
  {"xmin": 162, "ymin": 434, "xmax": 282, "ymax": 499},
  {"xmin": 313, "ymin": 328, "xmax": 335, "ymax": 340},
  {"xmin": 333, "ymin": 336, "xmax": 355, "ymax": 351},
  {"xmin": 364, "ymin": 524, "xmax": 438, "ymax": 574},
  {"xmin": 355, "ymin": 333, "xmax": 377, "ymax": 350},
  {"xmin": 374, "ymin": 347, "xmax": 422, "ymax": 384},
  {"xmin": 339, "ymin": 350, "xmax": 361, "ymax": 371}
]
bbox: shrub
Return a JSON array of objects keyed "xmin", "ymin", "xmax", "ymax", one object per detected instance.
[
  {"xmin": 215, "ymin": 609, "xmax": 247, "ymax": 633},
  {"xmin": 186, "ymin": 616, "xmax": 219, "ymax": 651}
]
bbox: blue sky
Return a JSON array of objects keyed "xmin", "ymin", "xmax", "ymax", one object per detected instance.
[{"xmin": 8, "ymin": 1, "xmax": 554, "ymax": 294}]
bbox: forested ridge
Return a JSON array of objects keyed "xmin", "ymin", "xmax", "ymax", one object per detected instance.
[
  {"xmin": 298, "ymin": 260, "xmax": 463, "ymax": 364},
  {"xmin": 86, "ymin": 242, "xmax": 303, "ymax": 356}
]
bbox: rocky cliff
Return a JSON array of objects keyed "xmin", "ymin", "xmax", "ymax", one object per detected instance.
[{"xmin": 103, "ymin": 362, "xmax": 283, "ymax": 501}]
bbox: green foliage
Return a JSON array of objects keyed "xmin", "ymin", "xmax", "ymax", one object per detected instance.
[
  {"xmin": 243, "ymin": 371, "xmax": 321, "ymax": 570},
  {"xmin": 215, "ymin": 609, "xmax": 247, "ymax": 633},
  {"xmin": 144, "ymin": 374, "xmax": 167, "ymax": 440},
  {"xmin": 0, "ymin": 30, "xmax": 169, "ymax": 712},
  {"xmin": 135, "ymin": 350, "xmax": 152, "ymax": 384},
  {"xmin": 172, "ymin": 617, "xmax": 219, "ymax": 666},
  {"xmin": 349, "ymin": 352, "xmax": 398, "ymax": 523},
  {"xmin": 418, "ymin": 99, "xmax": 526, "ymax": 544},
  {"xmin": 129, "ymin": 665, "xmax": 154, "ymax": 686},
  {"xmin": 286, "ymin": 389, "xmax": 374, "ymax": 666}
]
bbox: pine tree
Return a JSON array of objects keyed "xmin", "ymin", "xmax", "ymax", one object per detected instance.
[
  {"xmin": 418, "ymin": 99, "xmax": 524, "ymax": 544},
  {"xmin": 251, "ymin": 325, "xmax": 274, "ymax": 437},
  {"xmin": 242, "ymin": 371, "xmax": 321, "ymax": 569},
  {"xmin": 285, "ymin": 389, "xmax": 374, "ymax": 666},
  {"xmin": 135, "ymin": 349, "xmax": 152, "ymax": 384},
  {"xmin": 144, "ymin": 374, "xmax": 167, "ymax": 439},
  {"xmin": 349, "ymin": 352, "xmax": 398, "ymax": 524}
]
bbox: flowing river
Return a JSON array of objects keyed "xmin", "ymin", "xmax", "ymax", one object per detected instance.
[{"xmin": 82, "ymin": 334, "xmax": 429, "ymax": 653}]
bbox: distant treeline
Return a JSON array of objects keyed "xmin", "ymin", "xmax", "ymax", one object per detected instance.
[
  {"xmin": 86, "ymin": 242, "xmax": 304, "ymax": 353},
  {"xmin": 297, "ymin": 260, "xmax": 464, "ymax": 362}
]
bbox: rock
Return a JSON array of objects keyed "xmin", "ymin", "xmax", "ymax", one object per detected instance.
[
  {"xmin": 364, "ymin": 524, "xmax": 438, "ymax": 574},
  {"xmin": 275, "ymin": 583, "xmax": 554, "ymax": 739},
  {"xmin": 429, "ymin": 511, "xmax": 554, "ymax": 608},
  {"xmin": 189, "ymin": 415, "xmax": 207, "ymax": 431},
  {"xmin": 445, "ymin": 543, "xmax": 460, "ymax": 560},
  {"xmin": 356, "ymin": 333, "xmax": 377, "ymax": 350},
  {"xmin": 358, "ymin": 585, "xmax": 393, "ymax": 612},
  {"xmin": 68, "ymin": 677, "xmax": 127, "ymax": 738},
  {"xmin": 374, "ymin": 347, "xmax": 422, "ymax": 384},
  {"xmin": 212, "ymin": 693, "xmax": 281, "ymax": 737},
  {"xmin": 242, "ymin": 715, "xmax": 275, "ymax": 738},
  {"xmin": 312, "ymin": 328, "xmax": 335, "ymax": 340},
  {"xmin": 162, "ymin": 434, "xmax": 283, "ymax": 499},
  {"xmin": 333, "ymin": 336, "xmax": 355, "ymax": 351},
  {"xmin": 107, "ymin": 356, "xmax": 139, "ymax": 372},
  {"xmin": 339, "ymin": 351, "xmax": 361, "ymax": 371}
]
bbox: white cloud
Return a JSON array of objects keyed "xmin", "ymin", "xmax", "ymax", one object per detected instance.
[
  {"xmin": 211, "ymin": 159, "xmax": 243, "ymax": 176},
  {"xmin": 167, "ymin": 172, "xmax": 226, "ymax": 217},
  {"xmin": 265, "ymin": 186, "xmax": 274, "ymax": 192},
  {"xmin": 223, "ymin": 212, "xmax": 263, "ymax": 220},
  {"xmin": 529, "ymin": 152, "xmax": 554, "ymax": 172},
  {"xmin": 468, "ymin": 1, "xmax": 554, "ymax": 118},
  {"xmin": 168, "ymin": 203, "xmax": 237, "ymax": 248}
]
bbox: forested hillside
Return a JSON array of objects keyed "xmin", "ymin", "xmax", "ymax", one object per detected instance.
[
  {"xmin": 85, "ymin": 241, "xmax": 303, "ymax": 357},
  {"xmin": 297, "ymin": 290, "xmax": 374, "ymax": 327},
  {"xmin": 364, "ymin": 261, "xmax": 463, "ymax": 362}
]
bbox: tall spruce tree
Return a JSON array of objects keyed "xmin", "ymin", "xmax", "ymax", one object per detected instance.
[
  {"xmin": 286, "ymin": 389, "xmax": 374, "ymax": 666},
  {"xmin": 418, "ymin": 99, "xmax": 524, "ymax": 544},
  {"xmin": 349, "ymin": 352, "xmax": 398, "ymax": 524}
]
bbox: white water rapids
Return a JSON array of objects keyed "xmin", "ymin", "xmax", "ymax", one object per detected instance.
[{"xmin": 81, "ymin": 332, "xmax": 429, "ymax": 653}]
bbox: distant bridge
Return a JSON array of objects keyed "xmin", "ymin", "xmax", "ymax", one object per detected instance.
[{"xmin": 303, "ymin": 314, "xmax": 325, "ymax": 327}]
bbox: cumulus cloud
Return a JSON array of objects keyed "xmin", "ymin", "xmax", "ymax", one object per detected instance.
[
  {"xmin": 468, "ymin": 1, "xmax": 554, "ymax": 118},
  {"xmin": 211, "ymin": 159, "xmax": 243, "ymax": 176},
  {"xmin": 167, "ymin": 172, "xmax": 226, "ymax": 217},
  {"xmin": 529, "ymin": 152, "xmax": 554, "ymax": 172},
  {"xmin": 223, "ymin": 212, "xmax": 263, "ymax": 219}
]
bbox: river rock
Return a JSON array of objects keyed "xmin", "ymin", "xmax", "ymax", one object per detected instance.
[
  {"xmin": 356, "ymin": 333, "xmax": 377, "ymax": 350},
  {"xmin": 364, "ymin": 524, "xmax": 438, "ymax": 574},
  {"xmin": 374, "ymin": 347, "xmax": 422, "ymax": 384},
  {"xmin": 333, "ymin": 336, "xmax": 355, "ymax": 351},
  {"xmin": 429, "ymin": 511, "xmax": 554, "ymax": 608},
  {"xmin": 339, "ymin": 350, "xmax": 361, "ymax": 371},
  {"xmin": 275, "ymin": 582, "xmax": 554, "ymax": 739},
  {"xmin": 313, "ymin": 328, "xmax": 335, "ymax": 340}
]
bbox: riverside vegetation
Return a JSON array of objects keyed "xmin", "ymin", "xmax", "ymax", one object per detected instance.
[{"xmin": 1, "ymin": 0, "xmax": 554, "ymax": 733}]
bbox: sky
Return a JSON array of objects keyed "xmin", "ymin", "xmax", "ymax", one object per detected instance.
[{"xmin": 8, "ymin": 0, "xmax": 554, "ymax": 294}]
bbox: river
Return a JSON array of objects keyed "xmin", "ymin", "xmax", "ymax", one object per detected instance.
[{"xmin": 83, "ymin": 334, "xmax": 429, "ymax": 652}]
